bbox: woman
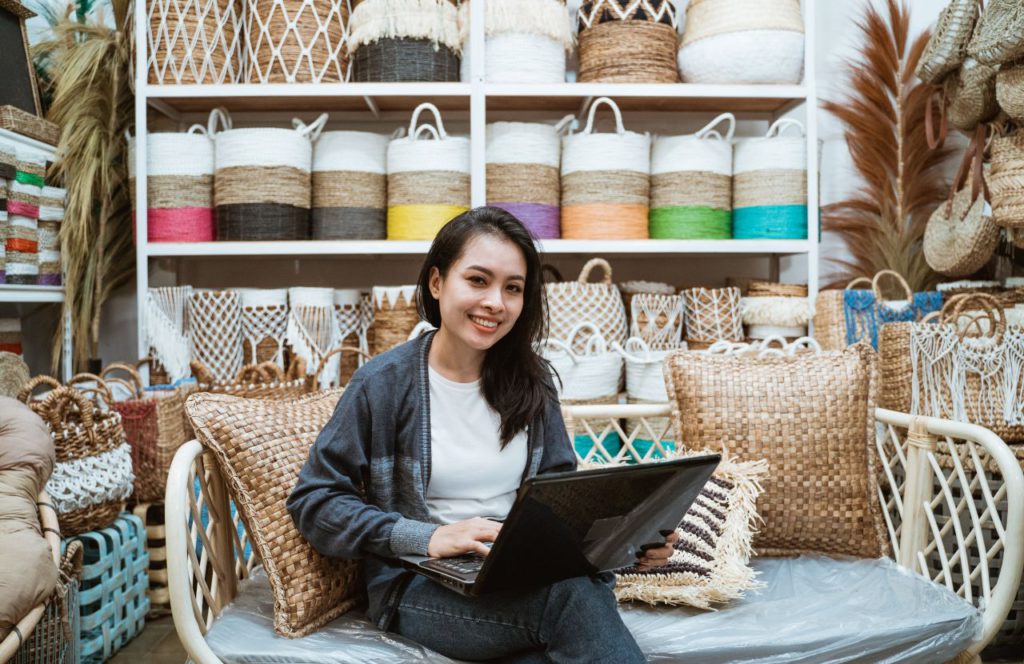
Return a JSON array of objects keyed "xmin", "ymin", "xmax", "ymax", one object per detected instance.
[{"xmin": 288, "ymin": 207, "xmax": 674, "ymax": 662}]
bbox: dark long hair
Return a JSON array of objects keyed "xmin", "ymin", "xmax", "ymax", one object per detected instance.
[{"xmin": 417, "ymin": 207, "xmax": 555, "ymax": 446}]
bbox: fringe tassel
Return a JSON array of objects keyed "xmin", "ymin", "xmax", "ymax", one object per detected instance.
[
  {"xmin": 349, "ymin": 0, "xmax": 462, "ymax": 54},
  {"xmin": 458, "ymin": 0, "xmax": 575, "ymax": 50},
  {"xmin": 739, "ymin": 296, "xmax": 811, "ymax": 327}
]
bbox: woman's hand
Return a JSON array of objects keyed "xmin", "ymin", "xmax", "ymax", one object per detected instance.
[
  {"xmin": 427, "ymin": 517, "xmax": 502, "ymax": 558},
  {"xmin": 636, "ymin": 531, "xmax": 679, "ymax": 570}
]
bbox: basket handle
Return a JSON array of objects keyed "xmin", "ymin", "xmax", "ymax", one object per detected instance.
[
  {"xmin": 207, "ymin": 107, "xmax": 233, "ymax": 136},
  {"xmin": 186, "ymin": 123, "xmax": 208, "ymax": 136},
  {"xmin": 871, "ymin": 270, "xmax": 913, "ymax": 304},
  {"xmin": 67, "ymin": 373, "xmax": 115, "ymax": 409},
  {"xmin": 554, "ymin": 114, "xmax": 577, "ymax": 135},
  {"xmin": 765, "ymin": 118, "xmax": 805, "ymax": 138},
  {"xmin": 940, "ymin": 293, "xmax": 1005, "ymax": 340},
  {"xmin": 614, "ymin": 337, "xmax": 654, "ymax": 363},
  {"xmin": 948, "ymin": 124, "xmax": 988, "ymax": 210},
  {"xmin": 577, "ymin": 257, "xmax": 613, "ymax": 284},
  {"xmin": 293, "ymin": 113, "xmax": 329, "ymax": 141},
  {"xmin": 564, "ymin": 321, "xmax": 606, "ymax": 354},
  {"xmin": 17, "ymin": 375, "xmax": 62, "ymax": 404},
  {"xmin": 925, "ymin": 87, "xmax": 948, "ymax": 150},
  {"xmin": 100, "ymin": 362, "xmax": 144, "ymax": 399},
  {"xmin": 786, "ymin": 337, "xmax": 822, "ymax": 355},
  {"xmin": 409, "ymin": 103, "xmax": 448, "ymax": 139},
  {"xmin": 845, "ymin": 276, "xmax": 872, "ymax": 290},
  {"xmin": 40, "ymin": 386, "xmax": 97, "ymax": 437},
  {"xmin": 583, "ymin": 97, "xmax": 625, "ymax": 136},
  {"xmin": 237, "ymin": 362, "xmax": 282, "ymax": 385},
  {"xmin": 412, "ymin": 124, "xmax": 442, "ymax": 141},
  {"xmin": 313, "ymin": 345, "xmax": 372, "ymax": 381},
  {"xmin": 541, "ymin": 336, "xmax": 580, "ymax": 363},
  {"xmin": 190, "ymin": 360, "xmax": 215, "ymax": 385},
  {"xmin": 695, "ymin": 113, "xmax": 736, "ymax": 142},
  {"xmin": 286, "ymin": 355, "xmax": 307, "ymax": 381}
]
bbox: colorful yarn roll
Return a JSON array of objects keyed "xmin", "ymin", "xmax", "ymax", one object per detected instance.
[
  {"xmin": 6, "ymin": 150, "xmax": 43, "ymax": 285},
  {"xmin": 387, "ymin": 205, "xmax": 468, "ymax": 239},
  {"xmin": 649, "ymin": 207, "xmax": 731, "ymax": 239},
  {"xmin": 14, "ymin": 170, "xmax": 44, "ymax": 187},
  {"xmin": 312, "ymin": 131, "xmax": 389, "ymax": 239},
  {"xmin": 732, "ymin": 118, "xmax": 808, "ymax": 240},
  {"xmin": 732, "ymin": 205, "xmax": 806, "ymax": 239}
]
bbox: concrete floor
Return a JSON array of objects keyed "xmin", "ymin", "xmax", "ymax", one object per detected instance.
[{"xmin": 108, "ymin": 615, "xmax": 187, "ymax": 664}]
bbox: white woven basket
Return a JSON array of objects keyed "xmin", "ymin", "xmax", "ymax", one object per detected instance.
[
  {"xmin": 615, "ymin": 337, "xmax": 675, "ymax": 402},
  {"xmin": 629, "ymin": 292, "xmax": 686, "ymax": 350},
  {"xmin": 732, "ymin": 118, "xmax": 809, "ymax": 240},
  {"xmin": 561, "ymin": 97, "xmax": 650, "ymax": 178},
  {"xmin": 541, "ymin": 324, "xmax": 623, "ymax": 402},
  {"xmin": 651, "ymin": 113, "xmax": 735, "ymax": 179},
  {"xmin": 459, "ymin": 0, "xmax": 573, "ymax": 83},
  {"xmin": 239, "ymin": 288, "xmax": 289, "ymax": 366},
  {"xmin": 188, "ymin": 290, "xmax": 243, "ymax": 382}
]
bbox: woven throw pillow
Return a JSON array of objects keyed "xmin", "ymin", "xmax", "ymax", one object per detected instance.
[
  {"xmin": 663, "ymin": 343, "xmax": 888, "ymax": 558},
  {"xmin": 613, "ymin": 451, "xmax": 768, "ymax": 609},
  {"xmin": 185, "ymin": 390, "xmax": 360, "ymax": 638}
]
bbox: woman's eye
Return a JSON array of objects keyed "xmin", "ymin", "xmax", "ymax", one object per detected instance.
[
  {"xmin": 507, "ymin": 284, "xmax": 522, "ymax": 294},
  {"xmin": 469, "ymin": 276, "xmax": 485, "ymax": 285}
]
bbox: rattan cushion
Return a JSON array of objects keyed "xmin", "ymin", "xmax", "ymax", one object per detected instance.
[
  {"xmin": 185, "ymin": 390, "xmax": 360, "ymax": 637},
  {"xmin": 663, "ymin": 343, "xmax": 888, "ymax": 558}
]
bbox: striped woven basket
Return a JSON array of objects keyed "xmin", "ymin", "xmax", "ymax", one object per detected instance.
[
  {"xmin": 37, "ymin": 186, "xmax": 64, "ymax": 285},
  {"xmin": 0, "ymin": 318, "xmax": 22, "ymax": 354},
  {"xmin": 6, "ymin": 148, "xmax": 44, "ymax": 285},
  {"xmin": 732, "ymin": 119, "xmax": 808, "ymax": 240},
  {"xmin": 682, "ymin": 286, "xmax": 743, "ymax": 347},
  {"xmin": 209, "ymin": 108, "xmax": 326, "ymax": 241},
  {"xmin": 577, "ymin": 0, "xmax": 679, "ymax": 83},
  {"xmin": 349, "ymin": 0, "xmax": 462, "ymax": 82},
  {"xmin": 561, "ymin": 97, "xmax": 650, "ymax": 240},
  {"xmin": 650, "ymin": 113, "xmax": 735, "ymax": 239},
  {"xmin": 371, "ymin": 285, "xmax": 420, "ymax": 354},
  {"xmin": 541, "ymin": 324, "xmax": 623, "ymax": 403},
  {"xmin": 387, "ymin": 103, "xmax": 470, "ymax": 240},
  {"xmin": 678, "ymin": 0, "xmax": 804, "ymax": 84},
  {"xmin": 459, "ymin": 0, "xmax": 573, "ymax": 83},
  {"xmin": 238, "ymin": 288, "xmax": 289, "ymax": 365},
  {"xmin": 128, "ymin": 126, "xmax": 215, "ymax": 242},
  {"xmin": 147, "ymin": 0, "xmax": 244, "ymax": 84},
  {"xmin": 245, "ymin": 0, "xmax": 349, "ymax": 82},
  {"xmin": 0, "ymin": 144, "xmax": 12, "ymax": 284},
  {"xmin": 486, "ymin": 117, "xmax": 573, "ymax": 239},
  {"xmin": 312, "ymin": 131, "xmax": 389, "ymax": 239}
]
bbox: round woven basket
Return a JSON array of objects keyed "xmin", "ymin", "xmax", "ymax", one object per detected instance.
[
  {"xmin": 966, "ymin": 0, "xmax": 1024, "ymax": 66},
  {"xmin": 545, "ymin": 258, "xmax": 629, "ymax": 353},
  {"xmin": 682, "ymin": 286, "xmax": 743, "ymax": 346},
  {"xmin": 732, "ymin": 118, "xmax": 808, "ymax": 240},
  {"xmin": 945, "ymin": 58, "xmax": 999, "ymax": 131},
  {"xmin": 349, "ymin": 0, "xmax": 461, "ymax": 81},
  {"xmin": 578, "ymin": 20, "xmax": 679, "ymax": 83},
  {"xmin": 650, "ymin": 113, "xmax": 734, "ymax": 239},
  {"xmin": 914, "ymin": 0, "xmax": 979, "ymax": 84},
  {"xmin": 616, "ymin": 337, "xmax": 673, "ymax": 403},
  {"xmin": 312, "ymin": 131, "xmax": 389, "ymax": 239},
  {"xmin": 460, "ymin": 0, "xmax": 573, "ymax": 83},
  {"xmin": 746, "ymin": 280, "xmax": 807, "ymax": 298},
  {"xmin": 387, "ymin": 103, "xmax": 470, "ymax": 240},
  {"xmin": 628, "ymin": 292, "xmax": 686, "ymax": 350},
  {"xmin": 987, "ymin": 128, "xmax": 1024, "ymax": 229},
  {"xmin": 996, "ymin": 60, "xmax": 1024, "ymax": 123},
  {"xmin": 541, "ymin": 325, "xmax": 623, "ymax": 402},
  {"xmin": 245, "ymin": 0, "xmax": 348, "ymax": 83},
  {"xmin": 617, "ymin": 280, "xmax": 675, "ymax": 335},
  {"xmin": 6, "ymin": 179, "xmax": 39, "ymax": 286},
  {"xmin": 372, "ymin": 285, "xmax": 420, "ymax": 355},
  {"xmin": 352, "ymin": 37, "xmax": 460, "ymax": 81},
  {"xmin": 561, "ymin": 97, "xmax": 650, "ymax": 239},
  {"xmin": 147, "ymin": 0, "xmax": 243, "ymax": 84},
  {"xmin": 936, "ymin": 279, "xmax": 1003, "ymax": 302}
]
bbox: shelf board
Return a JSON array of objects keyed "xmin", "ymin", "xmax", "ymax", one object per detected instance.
[
  {"xmin": 0, "ymin": 285, "xmax": 65, "ymax": 304},
  {"xmin": 145, "ymin": 239, "xmax": 810, "ymax": 258},
  {"xmin": 485, "ymin": 83, "xmax": 809, "ymax": 112}
]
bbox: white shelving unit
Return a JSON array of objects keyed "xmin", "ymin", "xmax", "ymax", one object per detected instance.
[{"xmin": 132, "ymin": 0, "xmax": 819, "ymax": 359}]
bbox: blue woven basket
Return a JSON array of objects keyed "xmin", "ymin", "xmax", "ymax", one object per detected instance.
[{"xmin": 843, "ymin": 289, "xmax": 943, "ymax": 349}]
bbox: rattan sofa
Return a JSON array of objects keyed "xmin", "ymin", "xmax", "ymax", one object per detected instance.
[{"xmin": 165, "ymin": 404, "xmax": 1024, "ymax": 663}]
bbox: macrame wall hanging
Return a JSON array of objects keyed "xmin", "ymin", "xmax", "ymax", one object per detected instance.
[
  {"xmin": 239, "ymin": 288, "xmax": 289, "ymax": 366},
  {"xmin": 287, "ymin": 287, "xmax": 343, "ymax": 389},
  {"xmin": 145, "ymin": 286, "xmax": 194, "ymax": 382},
  {"xmin": 189, "ymin": 289, "xmax": 244, "ymax": 382}
]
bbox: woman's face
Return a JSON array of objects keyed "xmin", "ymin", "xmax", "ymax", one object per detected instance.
[{"xmin": 429, "ymin": 233, "xmax": 527, "ymax": 353}]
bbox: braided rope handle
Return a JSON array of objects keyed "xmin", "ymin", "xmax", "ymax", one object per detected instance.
[
  {"xmin": 236, "ymin": 362, "xmax": 282, "ymax": 385},
  {"xmin": 409, "ymin": 103, "xmax": 448, "ymax": 140},
  {"xmin": 871, "ymin": 270, "xmax": 914, "ymax": 304},
  {"xmin": 941, "ymin": 292, "xmax": 1006, "ymax": 340},
  {"xmin": 613, "ymin": 337, "xmax": 657, "ymax": 363},
  {"xmin": 765, "ymin": 118, "xmax": 805, "ymax": 138},
  {"xmin": 100, "ymin": 363, "xmax": 144, "ymax": 399},
  {"xmin": 293, "ymin": 113, "xmax": 329, "ymax": 141},
  {"xmin": 695, "ymin": 112, "xmax": 736, "ymax": 141},
  {"xmin": 67, "ymin": 373, "xmax": 115, "ymax": 409},
  {"xmin": 583, "ymin": 97, "xmax": 626, "ymax": 136},
  {"xmin": 207, "ymin": 107, "xmax": 233, "ymax": 136},
  {"xmin": 17, "ymin": 375, "xmax": 62, "ymax": 404},
  {"xmin": 190, "ymin": 359, "xmax": 216, "ymax": 385},
  {"xmin": 577, "ymin": 257, "xmax": 613, "ymax": 284}
]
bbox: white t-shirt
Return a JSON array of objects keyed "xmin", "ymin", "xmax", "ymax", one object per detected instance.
[{"xmin": 425, "ymin": 366, "xmax": 529, "ymax": 525}]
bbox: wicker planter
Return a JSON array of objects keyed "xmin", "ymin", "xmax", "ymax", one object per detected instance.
[
  {"xmin": 245, "ymin": 0, "xmax": 349, "ymax": 83},
  {"xmin": 147, "ymin": 0, "xmax": 244, "ymax": 84},
  {"xmin": 312, "ymin": 131, "xmax": 389, "ymax": 239},
  {"xmin": 348, "ymin": 0, "xmax": 461, "ymax": 82},
  {"xmin": 732, "ymin": 118, "xmax": 808, "ymax": 240},
  {"xmin": 577, "ymin": 0, "xmax": 679, "ymax": 83}
]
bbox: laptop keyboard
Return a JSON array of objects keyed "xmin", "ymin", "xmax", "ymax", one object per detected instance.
[{"xmin": 422, "ymin": 554, "xmax": 485, "ymax": 576}]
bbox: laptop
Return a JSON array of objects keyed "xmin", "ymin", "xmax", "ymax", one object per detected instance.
[{"xmin": 399, "ymin": 454, "xmax": 721, "ymax": 596}]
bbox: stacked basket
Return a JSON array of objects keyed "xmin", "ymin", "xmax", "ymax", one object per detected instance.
[
  {"xmin": 5, "ymin": 147, "xmax": 44, "ymax": 285},
  {"xmin": 460, "ymin": 0, "xmax": 573, "ymax": 83},
  {"xmin": 147, "ymin": 0, "xmax": 243, "ymax": 84},
  {"xmin": 732, "ymin": 119, "xmax": 808, "ymax": 240},
  {"xmin": 576, "ymin": 0, "xmax": 679, "ymax": 83},
  {"xmin": 312, "ymin": 131, "xmax": 390, "ymax": 239},
  {"xmin": 37, "ymin": 186, "xmax": 64, "ymax": 285},
  {"xmin": 349, "ymin": 0, "xmax": 461, "ymax": 82},
  {"xmin": 245, "ymin": 0, "xmax": 349, "ymax": 82}
]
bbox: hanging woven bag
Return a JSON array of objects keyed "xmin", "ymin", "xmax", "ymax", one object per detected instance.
[
  {"xmin": 677, "ymin": 0, "xmax": 804, "ymax": 84},
  {"xmin": 348, "ymin": 0, "xmax": 462, "ymax": 82},
  {"xmin": 209, "ymin": 107, "xmax": 327, "ymax": 241},
  {"xmin": 147, "ymin": 0, "xmax": 243, "ymax": 83},
  {"xmin": 312, "ymin": 130, "xmax": 390, "ymax": 239},
  {"xmin": 387, "ymin": 103, "xmax": 470, "ymax": 240},
  {"xmin": 732, "ymin": 118, "xmax": 808, "ymax": 240},
  {"xmin": 915, "ymin": 0, "xmax": 980, "ymax": 83},
  {"xmin": 650, "ymin": 113, "xmax": 735, "ymax": 240},
  {"xmin": 996, "ymin": 59, "xmax": 1024, "ymax": 123},
  {"xmin": 145, "ymin": 286, "xmax": 193, "ymax": 384},
  {"xmin": 944, "ymin": 57, "xmax": 999, "ymax": 131},
  {"xmin": 576, "ymin": 0, "xmax": 679, "ymax": 83},
  {"xmin": 245, "ymin": 0, "xmax": 349, "ymax": 82},
  {"xmin": 188, "ymin": 289, "xmax": 244, "ymax": 383},
  {"xmin": 561, "ymin": 97, "xmax": 650, "ymax": 240},
  {"xmin": 486, "ymin": 116, "xmax": 573, "ymax": 239},
  {"xmin": 681, "ymin": 286, "xmax": 743, "ymax": 349},
  {"xmin": 459, "ymin": 0, "xmax": 573, "ymax": 83},
  {"xmin": 966, "ymin": 0, "xmax": 1024, "ymax": 65},
  {"xmin": 987, "ymin": 127, "xmax": 1024, "ymax": 229},
  {"xmin": 371, "ymin": 285, "xmax": 421, "ymax": 354},
  {"xmin": 545, "ymin": 258, "xmax": 628, "ymax": 353},
  {"xmin": 36, "ymin": 186, "xmax": 64, "ymax": 285}
]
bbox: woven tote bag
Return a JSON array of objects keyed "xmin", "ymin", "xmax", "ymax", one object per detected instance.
[
  {"xmin": 987, "ymin": 127, "xmax": 1024, "ymax": 229},
  {"xmin": 843, "ymin": 270, "xmax": 943, "ymax": 349},
  {"xmin": 576, "ymin": 0, "xmax": 679, "ymax": 83},
  {"xmin": 945, "ymin": 57, "xmax": 999, "ymax": 131},
  {"xmin": 209, "ymin": 108, "xmax": 326, "ymax": 241},
  {"xmin": 545, "ymin": 258, "xmax": 628, "ymax": 353},
  {"xmin": 915, "ymin": 0, "xmax": 979, "ymax": 83},
  {"xmin": 238, "ymin": 288, "xmax": 289, "ymax": 365},
  {"xmin": 36, "ymin": 186, "xmax": 64, "ymax": 285},
  {"xmin": 387, "ymin": 103, "xmax": 470, "ymax": 240},
  {"xmin": 188, "ymin": 289, "xmax": 244, "ymax": 383},
  {"xmin": 682, "ymin": 286, "xmax": 743, "ymax": 348},
  {"xmin": 128, "ymin": 126, "xmax": 215, "ymax": 242},
  {"xmin": 245, "ymin": 0, "xmax": 349, "ymax": 82},
  {"xmin": 967, "ymin": 0, "xmax": 1024, "ymax": 65},
  {"xmin": 650, "ymin": 113, "xmax": 735, "ymax": 239},
  {"xmin": 678, "ymin": 0, "xmax": 804, "ymax": 84},
  {"xmin": 996, "ymin": 59, "xmax": 1024, "ymax": 122},
  {"xmin": 812, "ymin": 277, "xmax": 870, "ymax": 351},
  {"xmin": 732, "ymin": 119, "xmax": 808, "ymax": 240},
  {"xmin": 371, "ymin": 285, "xmax": 420, "ymax": 354},
  {"xmin": 540, "ymin": 324, "xmax": 622, "ymax": 403},
  {"xmin": 348, "ymin": 0, "xmax": 461, "ymax": 82},
  {"xmin": 147, "ymin": 0, "xmax": 243, "ymax": 84},
  {"xmin": 6, "ymin": 146, "xmax": 45, "ymax": 285},
  {"xmin": 458, "ymin": 0, "xmax": 573, "ymax": 84},
  {"xmin": 486, "ymin": 117, "xmax": 573, "ymax": 239},
  {"xmin": 312, "ymin": 131, "xmax": 389, "ymax": 239},
  {"xmin": 561, "ymin": 97, "xmax": 650, "ymax": 240}
]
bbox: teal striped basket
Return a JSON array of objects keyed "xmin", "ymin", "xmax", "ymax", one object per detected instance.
[{"xmin": 732, "ymin": 118, "xmax": 809, "ymax": 240}]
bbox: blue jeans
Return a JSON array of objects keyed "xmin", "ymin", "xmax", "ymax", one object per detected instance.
[{"xmin": 392, "ymin": 574, "xmax": 646, "ymax": 663}]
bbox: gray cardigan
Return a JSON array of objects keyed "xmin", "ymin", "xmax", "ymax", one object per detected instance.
[{"xmin": 287, "ymin": 331, "xmax": 577, "ymax": 630}]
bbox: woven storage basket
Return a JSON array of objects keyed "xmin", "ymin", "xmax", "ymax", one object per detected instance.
[
  {"xmin": 966, "ymin": 0, "xmax": 1024, "ymax": 65},
  {"xmin": 145, "ymin": 286, "xmax": 193, "ymax": 384},
  {"xmin": 209, "ymin": 108, "xmax": 326, "ymax": 241},
  {"xmin": 650, "ymin": 113, "xmax": 734, "ymax": 239},
  {"xmin": 576, "ymin": 0, "xmax": 679, "ymax": 83},
  {"xmin": 541, "ymin": 324, "xmax": 622, "ymax": 403},
  {"xmin": 9, "ymin": 538, "xmax": 82, "ymax": 664},
  {"xmin": 996, "ymin": 59, "xmax": 1024, "ymax": 122},
  {"xmin": 617, "ymin": 338, "xmax": 679, "ymax": 462},
  {"xmin": 36, "ymin": 186, "xmax": 64, "ymax": 285},
  {"xmin": 945, "ymin": 57, "xmax": 999, "ymax": 131},
  {"xmin": 915, "ymin": 0, "xmax": 979, "ymax": 84},
  {"xmin": 0, "ymin": 318, "xmax": 23, "ymax": 355},
  {"xmin": 387, "ymin": 103, "xmax": 470, "ymax": 239},
  {"xmin": 987, "ymin": 128, "xmax": 1024, "ymax": 229},
  {"xmin": 245, "ymin": 0, "xmax": 349, "ymax": 82},
  {"xmin": 238, "ymin": 288, "xmax": 289, "ymax": 365},
  {"xmin": 740, "ymin": 295, "xmax": 810, "ymax": 338},
  {"xmin": 102, "ymin": 363, "xmax": 189, "ymax": 503},
  {"xmin": 371, "ymin": 285, "xmax": 420, "ymax": 354},
  {"xmin": 618, "ymin": 280, "xmax": 675, "ymax": 337},
  {"xmin": 312, "ymin": 130, "xmax": 389, "ymax": 239},
  {"xmin": 19, "ymin": 378, "xmax": 134, "ymax": 537},
  {"xmin": 561, "ymin": 97, "xmax": 650, "ymax": 239},
  {"xmin": 191, "ymin": 357, "xmax": 309, "ymax": 399},
  {"xmin": 349, "ymin": 0, "xmax": 461, "ymax": 82},
  {"xmin": 0, "ymin": 351, "xmax": 29, "ymax": 396},
  {"xmin": 682, "ymin": 286, "xmax": 743, "ymax": 346},
  {"xmin": 844, "ymin": 270, "xmax": 944, "ymax": 349},
  {"xmin": 546, "ymin": 258, "xmax": 628, "ymax": 353},
  {"xmin": 628, "ymin": 292, "xmax": 685, "ymax": 351},
  {"xmin": 188, "ymin": 289, "xmax": 243, "ymax": 383},
  {"xmin": 333, "ymin": 289, "xmax": 370, "ymax": 384},
  {"xmin": 128, "ymin": 126, "xmax": 215, "ymax": 242},
  {"xmin": 287, "ymin": 287, "xmax": 343, "ymax": 388},
  {"xmin": 131, "ymin": 503, "xmax": 170, "ymax": 616},
  {"xmin": 459, "ymin": 0, "xmax": 573, "ymax": 83},
  {"xmin": 678, "ymin": 0, "xmax": 804, "ymax": 84},
  {"xmin": 147, "ymin": 0, "xmax": 243, "ymax": 84},
  {"xmin": 732, "ymin": 118, "xmax": 808, "ymax": 240},
  {"xmin": 0, "ymin": 107, "xmax": 60, "ymax": 147},
  {"xmin": 812, "ymin": 277, "xmax": 870, "ymax": 351},
  {"xmin": 486, "ymin": 118, "xmax": 573, "ymax": 239}
]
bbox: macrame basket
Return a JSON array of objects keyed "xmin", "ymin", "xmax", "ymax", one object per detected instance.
[
  {"xmin": 188, "ymin": 289, "xmax": 243, "ymax": 383},
  {"xmin": 348, "ymin": 0, "xmax": 461, "ymax": 82},
  {"xmin": 541, "ymin": 324, "xmax": 622, "ymax": 403},
  {"xmin": 987, "ymin": 128, "xmax": 1024, "ymax": 229},
  {"xmin": 966, "ymin": 0, "xmax": 1024, "ymax": 66},
  {"xmin": 576, "ymin": 0, "xmax": 679, "ymax": 83},
  {"xmin": 650, "ymin": 113, "xmax": 734, "ymax": 239},
  {"xmin": 209, "ymin": 108, "xmax": 326, "ymax": 241},
  {"xmin": 0, "ymin": 318, "xmax": 23, "ymax": 355},
  {"xmin": 486, "ymin": 118, "xmax": 573, "ymax": 239},
  {"xmin": 732, "ymin": 118, "xmax": 808, "ymax": 240},
  {"xmin": 678, "ymin": 0, "xmax": 804, "ymax": 84},
  {"xmin": 545, "ymin": 258, "xmax": 628, "ymax": 353},
  {"xmin": 245, "ymin": 0, "xmax": 349, "ymax": 83},
  {"xmin": 682, "ymin": 286, "xmax": 743, "ymax": 348},
  {"xmin": 387, "ymin": 103, "xmax": 470, "ymax": 240},
  {"xmin": 843, "ymin": 270, "xmax": 944, "ymax": 350},
  {"xmin": 914, "ymin": 0, "xmax": 979, "ymax": 84},
  {"xmin": 239, "ymin": 288, "xmax": 289, "ymax": 365},
  {"xmin": 629, "ymin": 292, "xmax": 685, "ymax": 351},
  {"xmin": 312, "ymin": 131, "xmax": 389, "ymax": 239},
  {"xmin": 333, "ymin": 289, "xmax": 371, "ymax": 385},
  {"xmin": 740, "ymin": 296, "xmax": 810, "ymax": 341},
  {"xmin": 128, "ymin": 126, "xmax": 215, "ymax": 242},
  {"xmin": 145, "ymin": 286, "xmax": 194, "ymax": 384},
  {"xmin": 287, "ymin": 287, "xmax": 342, "ymax": 389},
  {"xmin": 36, "ymin": 186, "xmax": 64, "ymax": 285},
  {"xmin": 561, "ymin": 97, "xmax": 650, "ymax": 240},
  {"xmin": 371, "ymin": 285, "xmax": 420, "ymax": 354},
  {"xmin": 459, "ymin": 0, "xmax": 573, "ymax": 83},
  {"xmin": 996, "ymin": 60, "xmax": 1024, "ymax": 123},
  {"xmin": 147, "ymin": 0, "xmax": 244, "ymax": 84},
  {"xmin": 618, "ymin": 280, "xmax": 675, "ymax": 336}
]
